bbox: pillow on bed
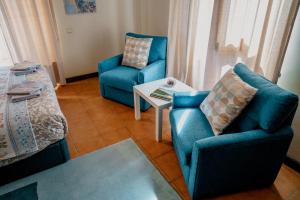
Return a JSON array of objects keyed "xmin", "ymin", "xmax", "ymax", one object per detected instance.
[
  {"xmin": 200, "ymin": 69, "xmax": 257, "ymax": 135},
  {"xmin": 121, "ymin": 36, "xmax": 152, "ymax": 69}
]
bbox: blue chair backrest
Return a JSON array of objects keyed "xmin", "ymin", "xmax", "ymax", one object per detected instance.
[
  {"xmin": 126, "ymin": 32, "xmax": 167, "ymax": 64},
  {"xmin": 229, "ymin": 63, "xmax": 299, "ymax": 133}
]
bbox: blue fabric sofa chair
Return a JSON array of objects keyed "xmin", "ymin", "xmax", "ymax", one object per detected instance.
[
  {"xmin": 98, "ymin": 33, "xmax": 167, "ymax": 111},
  {"xmin": 169, "ymin": 63, "xmax": 299, "ymax": 199}
]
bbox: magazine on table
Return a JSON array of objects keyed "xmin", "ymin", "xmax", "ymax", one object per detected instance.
[{"xmin": 150, "ymin": 87, "xmax": 176, "ymax": 101}]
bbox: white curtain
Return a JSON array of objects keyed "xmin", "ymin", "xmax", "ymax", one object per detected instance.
[
  {"xmin": 167, "ymin": 0, "xmax": 298, "ymax": 90},
  {"xmin": 0, "ymin": 0, "xmax": 65, "ymax": 84},
  {"xmin": 167, "ymin": 0, "xmax": 215, "ymax": 90},
  {"xmin": 217, "ymin": 0, "xmax": 298, "ymax": 82}
]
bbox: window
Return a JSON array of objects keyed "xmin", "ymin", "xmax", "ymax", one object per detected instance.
[{"xmin": 214, "ymin": 0, "xmax": 296, "ymax": 81}]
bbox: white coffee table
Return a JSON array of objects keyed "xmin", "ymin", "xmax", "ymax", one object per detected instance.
[{"xmin": 133, "ymin": 78, "xmax": 195, "ymax": 142}]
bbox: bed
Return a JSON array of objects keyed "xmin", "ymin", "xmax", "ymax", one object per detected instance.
[{"xmin": 0, "ymin": 66, "xmax": 70, "ymax": 185}]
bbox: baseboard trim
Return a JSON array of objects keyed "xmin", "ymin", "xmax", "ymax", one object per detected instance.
[
  {"xmin": 66, "ymin": 72, "xmax": 98, "ymax": 83},
  {"xmin": 284, "ymin": 156, "xmax": 300, "ymax": 173}
]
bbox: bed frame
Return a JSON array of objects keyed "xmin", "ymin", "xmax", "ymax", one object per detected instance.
[{"xmin": 0, "ymin": 138, "xmax": 70, "ymax": 186}]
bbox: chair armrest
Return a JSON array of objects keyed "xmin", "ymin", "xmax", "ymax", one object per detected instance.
[
  {"xmin": 137, "ymin": 60, "xmax": 166, "ymax": 83},
  {"xmin": 172, "ymin": 91, "xmax": 209, "ymax": 109},
  {"xmin": 98, "ymin": 54, "xmax": 123, "ymax": 74},
  {"xmin": 188, "ymin": 127, "xmax": 293, "ymax": 198}
]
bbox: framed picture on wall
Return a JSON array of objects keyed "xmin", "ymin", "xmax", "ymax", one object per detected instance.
[{"xmin": 64, "ymin": 0, "xmax": 96, "ymax": 15}]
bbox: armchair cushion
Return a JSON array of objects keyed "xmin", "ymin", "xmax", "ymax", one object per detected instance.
[
  {"xmin": 200, "ymin": 69, "xmax": 257, "ymax": 135},
  {"xmin": 100, "ymin": 66, "xmax": 139, "ymax": 92},
  {"xmin": 233, "ymin": 63, "xmax": 299, "ymax": 132},
  {"xmin": 170, "ymin": 108, "xmax": 214, "ymax": 165},
  {"xmin": 126, "ymin": 33, "xmax": 167, "ymax": 64},
  {"xmin": 122, "ymin": 36, "xmax": 153, "ymax": 69}
]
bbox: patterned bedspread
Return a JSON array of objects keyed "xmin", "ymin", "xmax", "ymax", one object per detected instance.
[{"xmin": 0, "ymin": 67, "xmax": 67, "ymax": 167}]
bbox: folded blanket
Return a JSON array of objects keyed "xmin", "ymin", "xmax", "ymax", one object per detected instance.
[
  {"xmin": 13, "ymin": 69, "xmax": 37, "ymax": 76},
  {"xmin": 10, "ymin": 61, "xmax": 41, "ymax": 71},
  {"xmin": 10, "ymin": 62, "xmax": 41, "ymax": 76},
  {"xmin": 7, "ymin": 81, "xmax": 46, "ymax": 95},
  {"xmin": 11, "ymin": 92, "xmax": 41, "ymax": 103}
]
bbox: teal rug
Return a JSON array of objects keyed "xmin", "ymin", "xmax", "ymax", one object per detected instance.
[
  {"xmin": 0, "ymin": 183, "xmax": 38, "ymax": 200},
  {"xmin": 0, "ymin": 139, "xmax": 181, "ymax": 200}
]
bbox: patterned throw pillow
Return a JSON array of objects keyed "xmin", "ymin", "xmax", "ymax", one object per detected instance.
[
  {"xmin": 200, "ymin": 69, "xmax": 257, "ymax": 135},
  {"xmin": 121, "ymin": 36, "xmax": 153, "ymax": 69}
]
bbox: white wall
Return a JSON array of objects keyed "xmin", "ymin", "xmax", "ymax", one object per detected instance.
[
  {"xmin": 136, "ymin": 0, "xmax": 170, "ymax": 36},
  {"xmin": 277, "ymin": 10, "xmax": 300, "ymax": 162},
  {"xmin": 52, "ymin": 0, "xmax": 169, "ymax": 78}
]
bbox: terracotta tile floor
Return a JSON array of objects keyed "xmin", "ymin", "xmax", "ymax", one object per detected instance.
[{"xmin": 56, "ymin": 77, "xmax": 300, "ymax": 200}]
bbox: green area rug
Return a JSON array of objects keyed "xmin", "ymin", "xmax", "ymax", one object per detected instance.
[{"xmin": 0, "ymin": 139, "xmax": 181, "ymax": 200}]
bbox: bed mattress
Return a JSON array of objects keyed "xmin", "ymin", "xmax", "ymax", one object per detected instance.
[{"xmin": 0, "ymin": 67, "xmax": 67, "ymax": 167}]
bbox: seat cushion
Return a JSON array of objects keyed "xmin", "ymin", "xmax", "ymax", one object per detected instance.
[
  {"xmin": 169, "ymin": 108, "xmax": 214, "ymax": 165},
  {"xmin": 233, "ymin": 63, "xmax": 299, "ymax": 132},
  {"xmin": 100, "ymin": 66, "xmax": 139, "ymax": 92}
]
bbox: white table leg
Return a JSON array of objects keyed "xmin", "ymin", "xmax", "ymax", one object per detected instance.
[
  {"xmin": 155, "ymin": 108, "xmax": 163, "ymax": 142},
  {"xmin": 134, "ymin": 90, "xmax": 141, "ymax": 120}
]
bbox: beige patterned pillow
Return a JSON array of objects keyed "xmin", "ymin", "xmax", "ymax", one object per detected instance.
[
  {"xmin": 121, "ymin": 36, "xmax": 153, "ymax": 69},
  {"xmin": 200, "ymin": 69, "xmax": 257, "ymax": 135}
]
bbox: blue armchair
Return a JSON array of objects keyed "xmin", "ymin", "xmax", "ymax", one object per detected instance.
[
  {"xmin": 98, "ymin": 33, "xmax": 167, "ymax": 111},
  {"xmin": 169, "ymin": 63, "xmax": 299, "ymax": 199}
]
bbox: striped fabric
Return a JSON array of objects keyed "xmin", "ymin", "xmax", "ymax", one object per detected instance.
[{"xmin": 122, "ymin": 36, "xmax": 152, "ymax": 69}]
